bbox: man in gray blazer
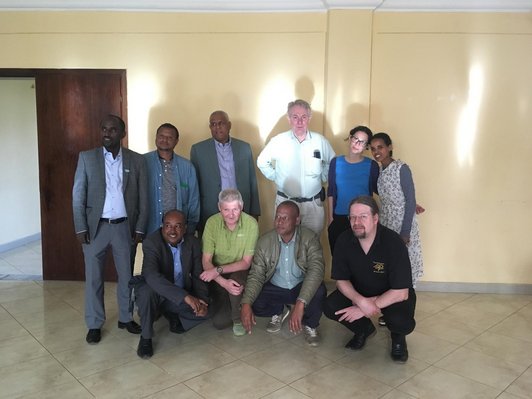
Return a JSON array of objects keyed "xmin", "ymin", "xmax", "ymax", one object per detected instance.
[
  {"xmin": 135, "ymin": 210, "xmax": 209, "ymax": 359},
  {"xmin": 72, "ymin": 114, "xmax": 148, "ymax": 344},
  {"xmin": 190, "ymin": 110, "xmax": 260, "ymax": 232}
]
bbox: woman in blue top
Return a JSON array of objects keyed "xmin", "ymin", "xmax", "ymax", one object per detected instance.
[{"xmin": 327, "ymin": 126, "xmax": 379, "ymax": 252}]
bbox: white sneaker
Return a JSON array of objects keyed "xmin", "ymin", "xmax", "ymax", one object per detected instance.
[
  {"xmin": 303, "ymin": 325, "xmax": 319, "ymax": 347},
  {"xmin": 266, "ymin": 306, "xmax": 290, "ymax": 333}
]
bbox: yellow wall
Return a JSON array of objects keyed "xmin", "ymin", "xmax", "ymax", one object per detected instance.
[{"xmin": 1, "ymin": 10, "xmax": 530, "ymax": 284}]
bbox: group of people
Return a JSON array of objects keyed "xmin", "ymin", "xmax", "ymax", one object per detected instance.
[{"xmin": 72, "ymin": 99, "xmax": 423, "ymax": 364}]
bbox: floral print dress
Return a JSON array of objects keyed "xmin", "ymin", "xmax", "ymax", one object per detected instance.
[{"xmin": 378, "ymin": 159, "xmax": 423, "ymax": 286}]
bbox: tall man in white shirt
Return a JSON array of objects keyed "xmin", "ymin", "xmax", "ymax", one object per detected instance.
[
  {"xmin": 73, "ymin": 114, "xmax": 148, "ymax": 344},
  {"xmin": 257, "ymin": 99, "xmax": 335, "ymax": 234}
]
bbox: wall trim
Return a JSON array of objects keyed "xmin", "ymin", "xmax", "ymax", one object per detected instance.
[
  {"xmin": 416, "ymin": 281, "xmax": 532, "ymax": 295},
  {"xmin": 0, "ymin": 233, "xmax": 41, "ymax": 253}
]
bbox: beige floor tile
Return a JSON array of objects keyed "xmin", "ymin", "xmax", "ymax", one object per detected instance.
[
  {"xmin": 0, "ymin": 304, "xmax": 13, "ymax": 321},
  {"xmin": 336, "ymin": 340, "xmax": 430, "ymax": 388},
  {"xmin": 380, "ymin": 389, "xmax": 416, "ymax": 399},
  {"xmin": 435, "ymin": 347, "xmax": 526, "ymax": 390},
  {"xmin": 0, "ymin": 260, "xmax": 21, "ymax": 275},
  {"xmin": 407, "ymin": 330, "xmax": 460, "ymax": 364},
  {"xmin": 80, "ymin": 359, "xmax": 181, "ymax": 398},
  {"xmin": 17, "ymin": 381, "xmax": 94, "ymax": 399},
  {"xmin": 11, "ymin": 302, "xmax": 82, "ymax": 333},
  {"xmin": 415, "ymin": 313, "xmax": 483, "ymax": 345},
  {"xmin": 0, "ymin": 316, "xmax": 29, "ymax": 339},
  {"xmin": 144, "ymin": 383, "xmax": 204, "ymax": 398},
  {"xmin": 242, "ymin": 340, "xmax": 331, "ymax": 384},
  {"xmin": 32, "ymin": 319, "xmax": 109, "ymax": 353},
  {"xmin": 497, "ymin": 392, "xmax": 527, "ymax": 399},
  {"xmin": 184, "ymin": 360, "xmax": 284, "ymax": 399},
  {"xmin": 505, "ymin": 366, "xmax": 532, "ymax": 398},
  {"xmin": 462, "ymin": 294, "xmax": 532, "ymax": 315},
  {"xmin": 262, "ymin": 386, "xmax": 312, "ymax": 398},
  {"xmin": 1, "ymin": 291, "xmax": 66, "ymax": 315},
  {"xmin": 0, "ymin": 281, "xmax": 47, "ymax": 303},
  {"xmin": 0, "ymin": 334, "xmax": 49, "ymax": 368},
  {"xmin": 206, "ymin": 323, "xmax": 286, "ymax": 359},
  {"xmin": 415, "ymin": 292, "xmax": 473, "ymax": 314},
  {"xmin": 518, "ymin": 303, "xmax": 532, "ymax": 321},
  {"xmin": 465, "ymin": 331, "xmax": 532, "ymax": 367},
  {"xmin": 151, "ymin": 341, "xmax": 236, "ymax": 382},
  {"xmin": 489, "ymin": 313, "xmax": 532, "ymax": 343},
  {"xmin": 438, "ymin": 303, "xmax": 508, "ymax": 330},
  {"xmin": 397, "ymin": 366, "xmax": 501, "ymax": 398},
  {"xmin": 0, "ymin": 355, "xmax": 77, "ymax": 398},
  {"xmin": 290, "ymin": 362, "xmax": 392, "ymax": 399},
  {"xmin": 54, "ymin": 335, "xmax": 139, "ymax": 378}
]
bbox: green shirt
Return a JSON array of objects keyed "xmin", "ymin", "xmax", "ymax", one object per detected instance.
[{"xmin": 202, "ymin": 212, "xmax": 259, "ymax": 266}]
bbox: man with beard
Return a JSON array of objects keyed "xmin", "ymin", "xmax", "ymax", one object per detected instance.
[{"xmin": 324, "ymin": 196, "xmax": 416, "ymax": 363}]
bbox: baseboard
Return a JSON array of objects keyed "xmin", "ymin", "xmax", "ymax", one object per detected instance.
[
  {"xmin": 416, "ymin": 281, "xmax": 532, "ymax": 295},
  {"xmin": 0, "ymin": 233, "xmax": 41, "ymax": 254}
]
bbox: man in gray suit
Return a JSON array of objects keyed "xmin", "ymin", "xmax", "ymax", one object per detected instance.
[
  {"xmin": 135, "ymin": 210, "xmax": 209, "ymax": 359},
  {"xmin": 190, "ymin": 110, "xmax": 260, "ymax": 232},
  {"xmin": 72, "ymin": 114, "xmax": 148, "ymax": 344}
]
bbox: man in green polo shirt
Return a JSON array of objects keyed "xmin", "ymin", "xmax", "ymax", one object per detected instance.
[{"xmin": 200, "ymin": 189, "xmax": 259, "ymax": 335}]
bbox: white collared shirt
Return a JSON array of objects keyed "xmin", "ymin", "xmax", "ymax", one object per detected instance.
[{"xmin": 101, "ymin": 147, "xmax": 127, "ymax": 218}]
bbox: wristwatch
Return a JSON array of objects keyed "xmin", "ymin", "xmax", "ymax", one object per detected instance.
[{"xmin": 216, "ymin": 266, "xmax": 224, "ymax": 274}]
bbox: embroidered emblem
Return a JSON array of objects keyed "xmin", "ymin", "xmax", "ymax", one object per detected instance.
[{"xmin": 373, "ymin": 262, "xmax": 385, "ymax": 274}]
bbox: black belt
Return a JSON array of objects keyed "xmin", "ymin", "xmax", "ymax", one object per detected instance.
[
  {"xmin": 277, "ymin": 191, "xmax": 320, "ymax": 203},
  {"xmin": 100, "ymin": 217, "xmax": 127, "ymax": 224}
]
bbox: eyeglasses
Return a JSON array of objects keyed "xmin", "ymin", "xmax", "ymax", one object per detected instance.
[
  {"xmin": 350, "ymin": 136, "xmax": 368, "ymax": 146},
  {"xmin": 348, "ymin": 214, "xmax": 370, "ymax": 222}
]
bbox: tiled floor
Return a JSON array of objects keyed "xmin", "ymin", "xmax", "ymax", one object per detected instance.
[{"xmin": 0, "ymin": 244, "xmax": 531, "ymax": 398}]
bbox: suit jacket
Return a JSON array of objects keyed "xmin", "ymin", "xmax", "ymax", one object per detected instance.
[
  {"xmin": 72, "ymin": 146, "xmax": 148, "ymax": 241},
  {"xmin": 141, "ymin": 229, "xmax": 209, "ymax": 305},
  {"xmin": 190, "ymin": 137, "xmax": 261, "ymax": 225}
]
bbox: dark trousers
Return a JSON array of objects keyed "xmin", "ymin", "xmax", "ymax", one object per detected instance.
[
  {"xmin": 210, "ymin": 270, "xmax": 248, "ymax": 329},
  {"xmin": 327, "ymin": 214, "xmax": 350, "ymax": 254},
  {"xmin": 324, "ymin": 288, "xmax": 416, "ymax": 335},
  {"xmin": 136, "ymin": 281, "xmax": 208, "ymax": 339},
  {"xmin": 252, "ymin": 281, "xmax": 327, "ymax": 329}
]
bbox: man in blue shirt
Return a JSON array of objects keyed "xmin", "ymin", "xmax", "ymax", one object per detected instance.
[
  {"xmin": 144, "ymin": 123, "xmax": 199, "ymax": 235},
  {"xmin": 135, "ymin": 210, "xmax": 209, "ymax": 359}
]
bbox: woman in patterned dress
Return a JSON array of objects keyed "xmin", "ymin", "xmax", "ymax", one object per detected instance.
[{"xmin": 369, "ymin": 133, "xmax": 423, "ymax": 287}]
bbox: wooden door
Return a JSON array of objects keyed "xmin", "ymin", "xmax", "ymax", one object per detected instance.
[{"xmin": 35, "ymin": 69, "xmax": 127, "ymax": 280}]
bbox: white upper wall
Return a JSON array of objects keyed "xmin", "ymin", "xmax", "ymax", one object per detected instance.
[{"xmin": 0, "ymin": 0, "xmax": 530, "ymax": 12}]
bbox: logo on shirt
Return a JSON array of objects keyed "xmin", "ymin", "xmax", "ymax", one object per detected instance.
[{"xmin": 373, "ymin": 262, "xmax": 385, "ymax": 274}]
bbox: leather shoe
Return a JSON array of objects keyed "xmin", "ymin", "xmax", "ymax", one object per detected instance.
[
  {"xmin": 86, "ymin": 328, "xmax": 101, "ymax": 344},
  {"xmin": 169, "ymin": 317, "xmax": 185, "ymax": 334},
  {"xmin": 137, "ymin": 337, "xmax": 153, "ymax": 359},
  {"xmin": 118, "ymin": 320, "xmax": 142, "ymax": 334},
  {"xmin": 345, "ymin": 323, "xmax": 376, "ymax": 351},
  {"xmin": 391, "ymin": 334, "xmax": 409, "ymax": 363}
]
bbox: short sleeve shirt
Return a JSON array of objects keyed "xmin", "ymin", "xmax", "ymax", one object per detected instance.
[
  {"xmin": 202, "ymin": 212, "xmax": 259, "ymax": 266},
  {"xmin": 331, "ymin": 224, "xmax": 412, "ymax": 297}
]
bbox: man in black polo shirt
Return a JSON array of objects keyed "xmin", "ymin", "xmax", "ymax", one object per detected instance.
[{"xmin": 324, "ymin": 195, "xmax": 415, "ymax": 363}]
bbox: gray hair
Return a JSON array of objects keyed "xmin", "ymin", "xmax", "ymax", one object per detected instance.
[
  {"xmin": 218, "ymin": 189, "xmax": 243, "ymax": 207},
  {"xmin": 287, "ymin": 99, "xmax": 312, "ymax": 117}
]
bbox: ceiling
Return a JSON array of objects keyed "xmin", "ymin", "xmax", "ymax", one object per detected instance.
[{"xmin": 0, "ymin": 0, "xmax": 530, "ymax": 12}]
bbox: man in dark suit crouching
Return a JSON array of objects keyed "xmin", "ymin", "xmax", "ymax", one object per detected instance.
[{"xmin": 136, "ymin": 210, "xmax": 209, "ymax": 359}]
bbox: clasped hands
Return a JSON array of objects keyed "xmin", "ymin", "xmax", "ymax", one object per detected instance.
[{"xmin": 335, "ymin": 296, "xmax": 379, "ymax": 323}]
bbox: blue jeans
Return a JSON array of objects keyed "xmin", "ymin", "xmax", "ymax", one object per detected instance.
[{"xmin": 252, "ymin": 281, "xmax": 326, "ymax": 329}]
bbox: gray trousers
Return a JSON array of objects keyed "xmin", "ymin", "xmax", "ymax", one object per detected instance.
[{"xmin": 82, "ymin": 221, "xmax": 133, "ymax": 329}]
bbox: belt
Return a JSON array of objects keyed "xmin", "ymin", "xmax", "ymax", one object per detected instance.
[
  {"xmin": 277, "ymin": 191, "xmax": 320, "ymax": 203},
  {"xmin": 100, "ymin": 217, "xmax": 127, "ymax": 224}
]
